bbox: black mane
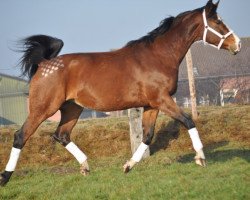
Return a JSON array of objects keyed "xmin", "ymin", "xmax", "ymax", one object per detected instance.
[
  {"xmin": 126, "ymin": 17, "xmax": 175, "ymax": 47},
  {"xmin": 126, "ymin": 8, "xmax": 204, "ymax": 47}
]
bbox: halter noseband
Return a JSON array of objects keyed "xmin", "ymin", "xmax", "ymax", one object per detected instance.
[{"xmin": 202, "ymin": 9, "xmax": 233, "ymax": 50}]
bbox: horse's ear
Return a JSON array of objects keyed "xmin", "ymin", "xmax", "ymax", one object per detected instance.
[
  {"xmin": 205, "ymin": 0, "xmax": 219, "ymax": 17},
  {"xmin": 215, "ymin": 0, "xmax": 220, "ymax": 7}
]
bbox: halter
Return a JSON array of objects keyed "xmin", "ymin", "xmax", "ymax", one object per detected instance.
[{"xmin": 202, "ymin": 9, "xmax": 233, "ymax": 50}]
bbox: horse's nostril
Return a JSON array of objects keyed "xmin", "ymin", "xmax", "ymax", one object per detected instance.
[{"xmin": 238, "ymin": 41, "xmax": 242, "ymax": 50}]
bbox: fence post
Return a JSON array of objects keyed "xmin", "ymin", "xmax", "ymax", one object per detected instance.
[
  {"xmin": 220, "ymin": 89, "xmax": 225, "ymax": 106},
  {"xmin": 128, "ymin": 108, "xmax": 150, "ymax": 158},
  {"xmin": 91, "ymin": 110, "xmax": 97, "ymax": 118},
  {"xmin": 186, "ymin": 49, "xmax": 198, "ymax": 120}
]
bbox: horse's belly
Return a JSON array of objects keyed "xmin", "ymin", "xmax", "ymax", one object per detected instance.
[
  {"xmin": 74, "ymin": 89, "xmax": 148, "ymax": 112},
  {"xmin": 75, "ymin": 97, "xmax": 147, "ymax": 112}
]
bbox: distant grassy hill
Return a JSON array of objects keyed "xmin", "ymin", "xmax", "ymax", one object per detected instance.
[{"xmin": 0, "ymin": 105, "xmax": 249, "ymax": 199}]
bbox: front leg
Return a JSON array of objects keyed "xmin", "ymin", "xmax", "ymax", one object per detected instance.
[
  {"xmin": 123, "ymin": 107, "xmax": 159, "ymax": 173},
  {"xmin": 156, "ymin": 95, "xmax": 206, "ymax": 167},
  {"xmin": 188, "ymin": 127, "xmax": 206, "ymax": 166}
]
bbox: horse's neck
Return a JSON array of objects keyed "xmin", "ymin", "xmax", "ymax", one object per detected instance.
[{"xmin": 153, "ymin": 18, "xmax": 201, "ymax": 68}]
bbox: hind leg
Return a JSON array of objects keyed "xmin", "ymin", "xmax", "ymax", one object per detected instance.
[
  {"xmin": 0, "ymin": 88, "xmax": 64, "ymax": 186},
  {"xmin": 124, "ymin": 107, "xmax": 159, "ymax": 172},
  {"xmin": 52, "ymin": 101, "xmax": 89, "ymax": 175},
  {"xmin": 0, "ymin": 112, "xmax": 59, "ymax": 186}
]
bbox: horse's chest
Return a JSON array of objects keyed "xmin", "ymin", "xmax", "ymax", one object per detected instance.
[{"xmin": 146, "ymin": 69, "xmax": 178, "ymax": 92}]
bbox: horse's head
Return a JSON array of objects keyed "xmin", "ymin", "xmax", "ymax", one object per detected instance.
[{"xmin": 202, "ymin": 0, "xmax": 241, "ymax": 54}]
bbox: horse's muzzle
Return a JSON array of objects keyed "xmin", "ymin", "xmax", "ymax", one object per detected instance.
[{"xmin": 230, "ymin": 40, "xmax": 241, "ymax": 55}]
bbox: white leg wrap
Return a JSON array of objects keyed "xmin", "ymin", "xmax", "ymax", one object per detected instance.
[
  {"xmin": 188, "ymin": 128, "xmax": 203, "ymax": 152},
  {"xmin": 131, "ymin": 142, "xmax": 149, "ymax": 162},
  {"xmin": 65, "ymin": 142, "xmax": 87, "ymax": 164},
  {"xmin": 5, "ymin": 147, "xmax": 21, "ymax": 172}
]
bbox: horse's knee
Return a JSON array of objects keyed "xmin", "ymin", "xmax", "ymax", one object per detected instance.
[
  {"xmin": 52, "ymin": 132, "xmax": 70, "ymax": 146},
  {"xmin": 13, "ymin": 128, "xmax": 24, "ymax": 149}
]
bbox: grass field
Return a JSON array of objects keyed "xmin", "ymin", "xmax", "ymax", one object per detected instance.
[{"xmin": 0, "ymin": 105, "xmax": 249, "ymax": 199}]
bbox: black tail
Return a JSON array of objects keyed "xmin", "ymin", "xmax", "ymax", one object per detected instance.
[{"xmin": 19, "ymin": 35, "xmax": 64, "ymax": 80}]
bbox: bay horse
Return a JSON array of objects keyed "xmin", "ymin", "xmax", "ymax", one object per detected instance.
[{"xmin": 0, "ymin": 0, "xmax": 241, "ymax": 186}]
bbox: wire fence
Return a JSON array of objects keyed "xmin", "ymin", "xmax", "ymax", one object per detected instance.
[{"xmin": 174, "ymin": 39, "xmax": 250, "ymax": 107}]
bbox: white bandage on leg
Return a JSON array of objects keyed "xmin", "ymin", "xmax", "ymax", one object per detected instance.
[
  {"xmin": 65, "ymin": 142, "xmax": 87, "ymax": 164},
  {"xmin": 131, "ymin": 142, "xmax": 149, "ymax": 162},
  {"xmin": 188, "ymin": 128, "xmax": 203, "ymax": 152},
  {"xmin": 5, "ymin": 147, "xmax": 21, "ymax": 172}
]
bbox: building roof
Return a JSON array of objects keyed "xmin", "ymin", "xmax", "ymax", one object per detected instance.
[
  {"xmin": 179, "ymin": 37, "xmax": 250, "ymax": 79},
  {"xmin": 0, "ymin": 73, "xmax": 29, "ymax": 96},
  {"xmin": 0, "ymin": 73, "xmax": 28, "ymax": 83}
]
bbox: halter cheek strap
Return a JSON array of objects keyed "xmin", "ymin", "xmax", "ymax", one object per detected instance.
[{"xmin": 202, "ymin": 9, "xmax": 233, "ymax": 50}]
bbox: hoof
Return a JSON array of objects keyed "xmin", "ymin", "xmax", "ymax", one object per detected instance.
[
  {"xmin": 80, "ymin": 168, "xmax": 90, "ymax": 176},
  {"xmin": 0, "ymin": 175, "xmax": 6, "ymax": 187},
  {"xmin": 0, "ymin": 173, "xmax": 9, "ymax": 187},
  {"xmin": 195, "ymin": 149, "xmax": 206, "ymax": 167},
  {"xmin": 123, "ymin": 159, "xmax": 136, "ymax": 174},
  {"xmin": 123, "ymin": 162, "xmax": 131, "ymax": 174},
  {"xmin": 80, "ymin": 161, "xmax": 90, "ymax": 176},
  {"xmin": 194, "ymin": 157, "xmax": 206, "ymax": 167}
]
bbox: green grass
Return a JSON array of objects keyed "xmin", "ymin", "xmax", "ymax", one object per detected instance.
[{"xmin": 0, "ymin": 143, "xmax": 249, "ymax": 200}]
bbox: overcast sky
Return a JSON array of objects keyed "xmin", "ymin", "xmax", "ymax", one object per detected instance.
[{"xmin": 0, "ymin": 0, "xmax": 249, "ymax": 77}]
